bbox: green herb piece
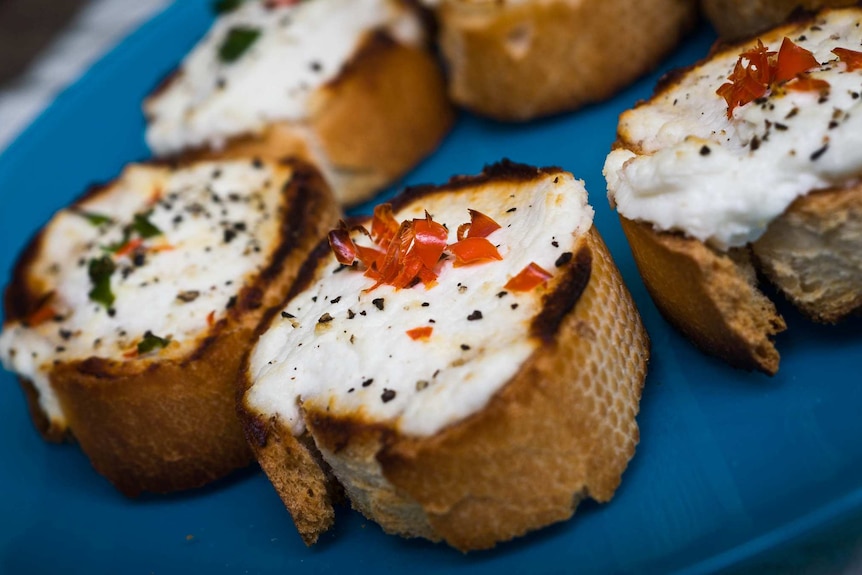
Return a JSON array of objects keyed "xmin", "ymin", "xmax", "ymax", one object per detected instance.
[
  {"xmin": 137, "ymin": 331, "xmax": 171, "ymax": 354},
  {"xmin": 78, "ymin": 211, "xmax": 113, "ymax": 226},
  {"xmin": 218, "ymin": 27, "xmax": 260, "ymax": 63},
  {"xmin": 88, "ymin": 256, "xmax": 116, "ymax": 308},
  {"xmin": 213, "ymin": 0, "xmax": 243, "ymax": 14},
  {"xmin": 133, "ymin": 211, "xmax": 162, "ymax": 238}
]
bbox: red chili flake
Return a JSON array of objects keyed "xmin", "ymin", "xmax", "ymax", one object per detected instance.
[
  {"xmin": 327, "ymin": 204, "xmax": 502, "ymax": 291},
  {"xmin": 328, "ymin": 222, "xmax": 357, "ymax": 265},
  {"xmin": 833, "ymin": 47, "xmax": 862, "ymax": 71},
  {"xmin": 370, "ymin": 204, "xmax": 399, "ymax": 246},
  {"xmin": 785, "ymin": 76, "xmax": 830, "ymax": 93},
  {"xmin": 406, "ymin": 326, "xmax": 433, "ymax": 340},
  {"xmin": 465, "ymin": 209, "xmax": 501, "ymax": 239},
  {"xmin": 775, "ymin": 37, "xmax": 819, "ymax": 83},
  {"xmin": 412, "ymin": 211, "xmax": 448, "ymax": 270},
  {"xmin": 206, "ymin": 310, "xmax": 216, "ymax": 327},
  {"xmin": 123, "ymin": 348, "xmax": 138, "ymax": 359},
  {"xmin": 114, "ymin": 237, "xmax": 143, "ymax": 258},
  {"xmin": 717, "ymin": 37, "xmax": 825, "ymax": 118},
  {"xmin": 504, "ymin": 262, "xmax": 553, "ymax": 292},
  {"xmin": 448, "ymin": 237, "xmax": 502, "ymax": 267}
]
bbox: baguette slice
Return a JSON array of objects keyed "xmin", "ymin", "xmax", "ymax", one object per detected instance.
[
  {"xmin": 424, "ymin": 0, "xmax": 696, "ymax": 121},
  {"xmin": 145, "ymin": 0, "xmax": 454, "ymax": 206},
  {"xmin": 700, "ymin": 0, "xmax": 858, "ymax": 40},
  {"xmin": 0, "ymin": 158, "xmax": 340, "ymax": 495},
  {"xmin": 604, "ymin": 7, "xmax": 862, "ymax": 374},
  {"xmin": 239, "ymin": 161, "xmax": 649, "ymax": 549}
]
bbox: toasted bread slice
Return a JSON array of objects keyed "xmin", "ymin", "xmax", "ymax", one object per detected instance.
[
  {"xmin": 425, "ymin": 0, "xmax": 696, "ymax": 121},
  {"xmin": 701, "ymin": 0, "xmax": 858, "ymax": 40},
  {"xmin": 239, "ymin": 161, "xmax": 649, "ymax": 549},
  {"xmin": 605, "ymin": 7, "xmax": 862, "ymax": 373},
  {"xmin": 0, "ymin": 158, "xmax": 340, "ymax": 495},
  {"xmin": 144, "ymin": 0, "xmax": 454, "ymax": 206}
]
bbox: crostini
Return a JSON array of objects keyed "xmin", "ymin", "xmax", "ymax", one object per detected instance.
[
  {"xmin": 239, "ymin": 160, "xmax": 649, "ymax": 550},
  {"xmin": 701, "ymin": 0, "xmax": 857, "ymax": 40},
  {"xmin": 604, "ymin": 7, "xmax": 862, "ymax": 374},
  {"xmin": 144, "ymin": 0, "xmax": 454, "ymax": 205},
  {"xmin": 0, "ymin": 157, "xmax": 339, "ymax": 495},
  {"xmin": 421, "ymin": 0, "xmax": 696, "ymax": 121}
]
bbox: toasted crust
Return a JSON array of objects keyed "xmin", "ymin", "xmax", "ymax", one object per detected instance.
[
  {"xmin": 4, "ymin": 159, "xmax": 341, "ymax": 495},
  {"xmin": 700, "ymin": 0, "xmax": 858, "ymax": 40},
  {"xmin": 308, "ymin": 227, "xmax": 647, "ymax": 551},
  {"xmin": 240, "ymin": 206, "xmax": 649, "ymax": 550},
  {"xmin": 619, "ymin": 216, "xmax": 786, "ymax": 374},
  {"xmin": 432, "ymin": 0, "xmax": 696, "ymax": 121},
  {"xmin": 153, "ymin": 32, "xmax": 454, "ymax": 206}
]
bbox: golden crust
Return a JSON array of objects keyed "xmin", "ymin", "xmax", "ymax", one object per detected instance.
[
  {"xmin": 242, "ymin": 219, "xmax": 649, "ymax": 550},
  {"xmin": 5, "ymin": 159, "xmax": 341, "ymax": 495},
  {"xmin": 700, "ymin": 0, "xmax": 858, "ymax": 40},
  {"xmin": 619, "ymin": 215, "xmax": 786, "ymax": 374},
  {"xmin": 153, "ymin": 32, "xmax": 454, "ymax": 206},
  {"xmin": 433, "ymin": 0, "xmax": 696, "ymax": 121}
]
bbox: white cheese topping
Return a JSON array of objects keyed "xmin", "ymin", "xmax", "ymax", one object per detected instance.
[
  {"xmin": 145, "ymin": 0, "xmax": 423, "ymax": 155},
  {"xmin": 0, "ymin": 160, "xmax": 287, "ymax": 426},
  {"xmin": 604, "ymin": 9, "xmax": 862, "ymax": 250},
  {"xmin": 246, "ymin": 171, "xmax": 594, "ymax": 437}
]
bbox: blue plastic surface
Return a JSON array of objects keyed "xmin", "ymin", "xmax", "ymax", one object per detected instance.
[{"xmin": 1, "ymin": 2, "xmax": 861, "ymax": 574}]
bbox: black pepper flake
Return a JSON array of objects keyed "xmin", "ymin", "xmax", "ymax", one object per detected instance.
[
  {"xmin": 750, "ymin": 136, "xmax": 761, "ymax": 151},
  {"xmin": 59, "ymin": 329, "xmax": 72, "ymax": 340},
  {"xmin": 699, "ymin": 145, "xmax": 711, "ymax": 156},
  {"xmin": 281, "ymin": 311, "xmax": 295, "ymax": 319},
  {"xmin": 362, "ymin": 378, "xmax": 374, "ymax": 387},
  {"xmin": 467, "ymin": 310, "xmax": 483, "ymax": 321},
  {"xmin": 330, "ymin": 296, "xmax": 341, "ymax": 304},
  {"xmin": 460, "ymin": 344, "xmax": 470, "ymax": 351},
  {"xmin": 310, "ymin": 60, "xmax": 322, "ymax": 72},
  {"xmin": 347, "ymin": 309, "xmax": 356, "ymax": 319},
  {"xmin": 318, "ymin": 313, "xmax": 333, "ymax": 324},
  {"xmin": 226, "ymin": 295, "xmax": 237, "ymax": 309},
  {"xmin": 381, "ymin": 389, "xmax": 396, "ymax": 403},
  {"xmin": 555, "ymin": 252, "xmax": 573, "ymax": 268},
  {"xmin": 360, "ymin": 310, "xmax": 367, "ymax": 316},
  {"xmin": 553, "ymin": 176, "xmax": 559, "ymax": 183},
  {"xmin": 348, "ymin": 388, "xmax": 355, "ymax": 393},
  {"xmin": 511, "ymin": 303, "xmax": 519, "ymax": 310},
  {"xmin": 132, "ymin": 252, "xmax": 146, "ymax": 267},
  {"xmin": 177, "ymin": 290, "xmax": 200, "ymax": 303},
  {"xmin": 506, "ymin": 207, "xmax": 517, "ymax": 213},
  {"xmin": 107, "ymin": 308, "xmax": 116, "ymax": 317},
  {"xmin": 372, "ymin": 298, "xmax": 384, "ymax": 310},
  {"xmin": 252, "ymin": 157, "xmax": 263, "ymax": 169},
  {"xmin": 311, "ymin": 296, "xmax": 318, "ymax": 302},
  {"xmin": 551, "ymin": 240, "xmax": 559, "ymax": 248},
  {"xmin": 774, "ymin": 123, "xmax": 788, "ymax": 131},
  {"xmin": 810, "ymin": 144, "xmax": 829, "ymax": 161},
  {"xmin": 55, "ymin": 346, "xmax": 66, "ymax": 353},
  {"xmin": 223, "ymin": 228, "xmax": 237, "ymax": 243},
  {"xmin": 786, "ymin": 107, "xmax": 799, "ymax": 119}
]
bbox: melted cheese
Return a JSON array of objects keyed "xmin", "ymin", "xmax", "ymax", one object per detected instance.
[
  {"xmin": 245, "ymin": 172, "xmax": 594, "ymax": 437},
  {"xmin": 604, "ymin": 9, "xmax": 862, "ymax": 250},
  {"xmin": 0, "ymin": 160, "xmax": 288, "ymax": 426},
  {"xmin": 145, "ymin": 0, "xmax": 423, "ymax": 155}
]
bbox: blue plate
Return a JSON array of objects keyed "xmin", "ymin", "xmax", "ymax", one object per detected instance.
[{"xmin": 1, "ymin": 2, "xmax": 861, "ymax": 574}]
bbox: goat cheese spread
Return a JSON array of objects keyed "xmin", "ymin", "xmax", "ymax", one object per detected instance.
[
  {"xmin": 0, "ymin": 160, "xmax": 287, "ymax": 426},
  {"xmin": 246, "ymin": 171, "xmax": 594, "ymax": 437},
  {"xmin": 145, "ymin": 0, "xmax": 423, "ymax": 155},
  {"xmin": 605, "ymin": 9, "xmax": 862, "ymax": 250}
]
